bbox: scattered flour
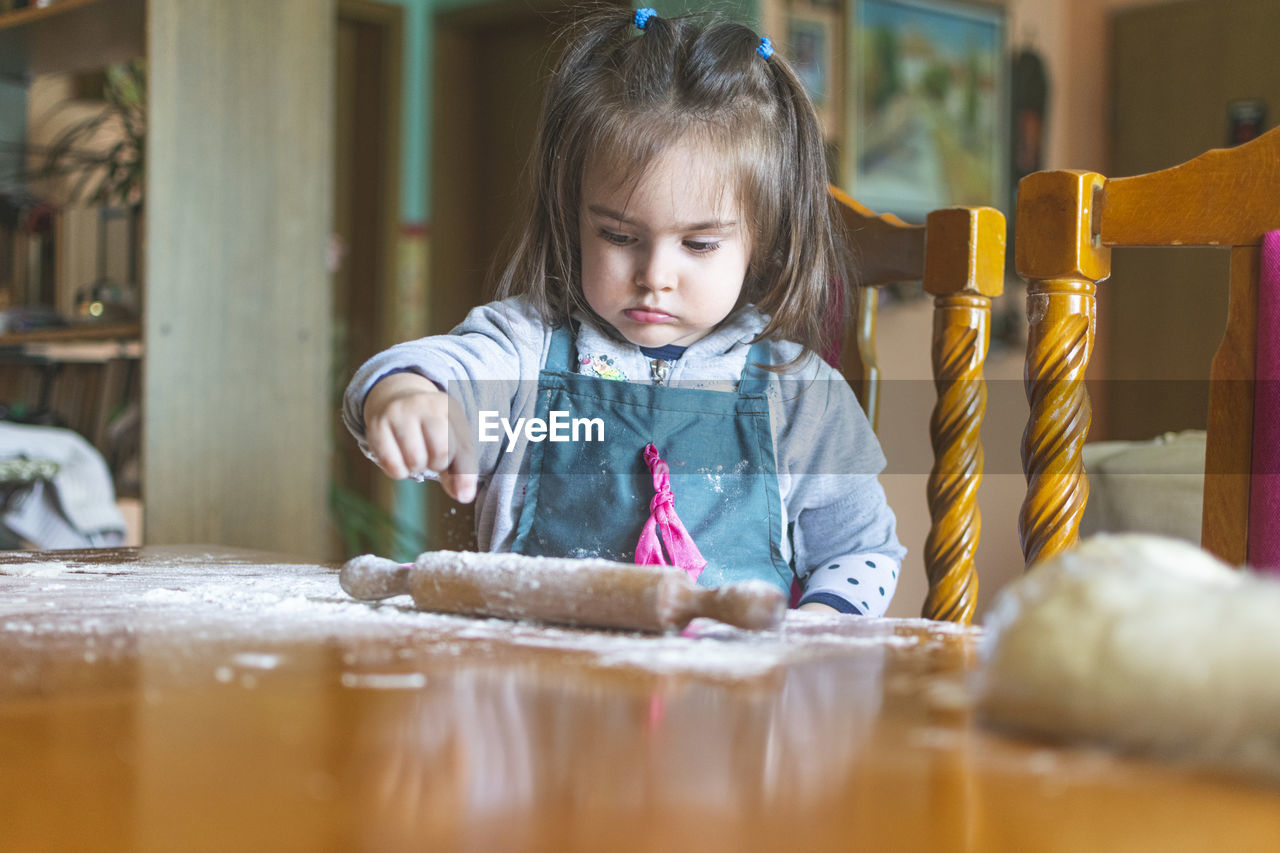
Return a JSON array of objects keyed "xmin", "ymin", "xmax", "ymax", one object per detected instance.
[
  {"xmin": 0, "ymin": 561, "xmax": 69, "ymax": 577},
  {"xmin": 142, "ymin": 588, "xmax": 195, "ymax": 603},
  {"xmin": 0, "ymin": 553, "xmax": 981, "ymax": 681},
  {"xmin": 341, "ymin": 672, "xmax": 428, "ymax": 689},
  {"xmin": 231, "ymin": 652, "xmax": 283, "ymax": 670},
  {"xmin": 592, "ymin": 642, "xmax": 785, "ymax": 678}
]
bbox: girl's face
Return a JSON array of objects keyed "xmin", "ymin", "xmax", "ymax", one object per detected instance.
[{"xmin": 578, "ymin": 140, "xmax": 751, "ymax": 349}]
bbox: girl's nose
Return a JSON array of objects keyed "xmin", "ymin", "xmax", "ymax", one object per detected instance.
[{"xmin": 637, "ymin": 245, "xmax": 677, "ymax": 291}]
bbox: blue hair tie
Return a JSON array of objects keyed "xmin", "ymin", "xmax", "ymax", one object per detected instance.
[
  {"xmin": 756, "ymin": 36, "xmax": 774, "ymax": 60},
  {"xmin": 634, "ymin": 8, "xmax": 657, "ymax": 30}
]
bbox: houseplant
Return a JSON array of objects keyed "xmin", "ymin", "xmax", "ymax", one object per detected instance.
[{"xmin": 29, "ymin": 59, "xmax": 146, "ymax": 206}]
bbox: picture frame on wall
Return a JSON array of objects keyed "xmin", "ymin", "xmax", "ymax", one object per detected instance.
[
  {"xmin": 852, "ymin": 0, "xmax": 1007, "ymax": 222},
  {"xmin": 786, "ymin": 5, "xmax": 842, "ymax": 141}
]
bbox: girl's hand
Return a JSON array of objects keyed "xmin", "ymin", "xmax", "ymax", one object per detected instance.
[{"xmin": 362, "ymin": 373, "xmax": 478, "ymax": 503}]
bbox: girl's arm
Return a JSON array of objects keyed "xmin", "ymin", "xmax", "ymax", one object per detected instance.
[
  {"xmin": 342, "ymin": 297, "xmax": 549, "ymax": 493},
  {"xmin": 772, "ymin": 351, "xmax": 905, "ymax": 616},
  {"xmin": 792, "ymin": 481, "xmax": 904, "ymax": 617}
]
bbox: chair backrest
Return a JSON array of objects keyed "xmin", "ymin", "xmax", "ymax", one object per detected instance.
[
  {"xmin": 1015, "ymin": 126, "xmax": 1280, "ymax": 569},
  {"xmin": 829, "ymin": 186, "xmax": 1006, "ymax": 622}
]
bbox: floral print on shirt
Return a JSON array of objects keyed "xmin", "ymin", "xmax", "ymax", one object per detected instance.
[{"xmin": 579, "ymin": 354, "xmax": 627, "ymax": 381}]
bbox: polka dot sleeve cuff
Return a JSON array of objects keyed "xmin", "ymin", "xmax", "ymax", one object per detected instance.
[{"xmin": 796, "ymin": 553, "xmax": 900, "ymax": 617}]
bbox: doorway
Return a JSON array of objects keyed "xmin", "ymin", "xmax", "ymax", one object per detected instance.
[
  {"xmin": 332, "ymin": 0, "xmax": 402, "ymax": 556},
  {"xmin": 428, "ymin": 1, "xmax": 621, "ymax": 549},
  {"xmin": 430, "ymin": 1, "xmax": 583, "ymax": 336}
]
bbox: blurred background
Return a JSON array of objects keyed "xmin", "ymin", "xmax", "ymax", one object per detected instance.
[{"xmin": 0, "ymin": 0, "xmax": 1274, "ymax": 620}]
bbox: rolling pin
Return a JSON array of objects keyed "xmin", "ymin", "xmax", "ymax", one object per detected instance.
[{"xmin": 340, "ymin": 550, "xmax": 786, "ymax": 633}]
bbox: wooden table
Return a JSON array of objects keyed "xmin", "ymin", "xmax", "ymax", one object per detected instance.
[{"xmin": 2, "ymin": 547, "xmax": 1278, "ymax": 852}]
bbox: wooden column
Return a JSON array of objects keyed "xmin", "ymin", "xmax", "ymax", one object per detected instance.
[
  {"xmin": 922, "ymin": 206, "xmax": 1004, "ymax": 623},
  {"xmin": 146, "ymin": 0, "xmax": 336, "ymax": 557},
  {"xmin": 1014, "ymin": 171, "xmax": 1109, "ymax": 567}
]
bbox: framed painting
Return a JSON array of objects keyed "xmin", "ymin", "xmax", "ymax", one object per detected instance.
[
  {"xmin": 852, "ymin": 0, "xmax": 1007, "ymax": 222},
  {"xmin": 786, "ymin": 4, "xmax": 842, "ymax": 141}
]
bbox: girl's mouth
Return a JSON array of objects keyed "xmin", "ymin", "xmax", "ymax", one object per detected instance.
[{"xmin": 624, "ymin": 307, "xmax": 673, "ymax": 324}]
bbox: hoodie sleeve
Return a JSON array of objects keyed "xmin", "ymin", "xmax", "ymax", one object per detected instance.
[
  {"xmin": 340, "ymin": 297, "xmax": 550, "ymax": 482},
  {"xmin": 772, "ymin": 352, "xmax": 906, "ymax": 615}
]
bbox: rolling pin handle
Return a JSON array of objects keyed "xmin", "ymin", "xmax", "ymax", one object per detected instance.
[
  {"xmin": 671, "ymin": 581, "xmax": 786, "ymax": 631},
  {"xmin": 340, "ymin": 554, "xmax": 412, "ymax": 601}
]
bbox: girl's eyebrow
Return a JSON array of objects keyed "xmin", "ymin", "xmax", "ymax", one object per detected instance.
[{"xmin": 586, "ymin": 203, "xmax": 736, "ymax": 232}]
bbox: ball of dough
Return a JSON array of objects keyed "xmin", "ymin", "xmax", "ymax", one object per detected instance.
[{"xmin": 979, "ymin": 533, "xmax": 1280, "ymax": 782}]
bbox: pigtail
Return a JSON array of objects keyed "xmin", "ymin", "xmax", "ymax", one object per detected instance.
[
  {"xmin": 619, "ymin": 13, "xmax": 679, "ymax": 104},
  {"xmin": 753, "ymin": 53, "xmax": 853, "ymax": 366}
]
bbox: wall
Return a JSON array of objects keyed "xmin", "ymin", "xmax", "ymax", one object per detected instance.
[{"xmin": 1005, "ymin": 0, "xmax": 1179, "ymax": 174}]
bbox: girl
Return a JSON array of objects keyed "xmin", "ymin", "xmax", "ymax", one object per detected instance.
[{"xmin": 343, "ymin": 8, "xmax": 903, "ymax": 616}]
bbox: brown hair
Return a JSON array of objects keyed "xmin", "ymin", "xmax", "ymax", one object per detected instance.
[{"xmin": 495, "ymin": 7, "xmax": 850, "ymax": 364}]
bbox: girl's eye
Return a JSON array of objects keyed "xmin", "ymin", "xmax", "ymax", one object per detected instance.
[
  {"xmin": 684, "ymin": 240, "xmax": 721, "ymax": 254},
  {"xmin": 599, "ymin": 229, "xmax": 632, "ymax": 246}
]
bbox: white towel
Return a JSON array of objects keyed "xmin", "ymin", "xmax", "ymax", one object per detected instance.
[{"xmin": 0, "ymin": 422, "xmax": 126, "ymax": 548}]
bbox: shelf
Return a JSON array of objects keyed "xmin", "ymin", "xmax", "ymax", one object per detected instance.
[
  {"xmin": 0, "ymin": 0, "xmax": 144, "ymax": 78},
  {"xmin": 0, "ymin": 320, "xmax": 140, "ymax": 345},
  {"xmin": 0, "ymin": 0, "xmax": 102, "ymax": 31},
  {"xmin": 1, "ymin": 323, "xmax": 141, "ymax": 363}
]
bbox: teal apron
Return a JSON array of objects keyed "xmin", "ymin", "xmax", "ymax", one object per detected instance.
[{"xmin": 511, "ymin": 323, "xmax": 791, "ymax": 591}]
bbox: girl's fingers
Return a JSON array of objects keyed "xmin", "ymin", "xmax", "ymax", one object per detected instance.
[
  {"xmin": 439, "ymin": 470, "xmax": 478, "ymax": 504},
  {"xmin": 442, "ymin": 425, "xmax": 478, "ymax": 503},
  {"xmin": 367, "ymin": 419, "xmax": 408, "ymax": 479},
  {"xmin": 424, "ymin": 400, "xmax": 478, "ymax": 502},
  {"xmin": 420, "ymin": 410, "xmax": 453, "ymax": 477},
  {"xmin": 390, "ymin": 417, "xmax": 430, "ymax": 477}
]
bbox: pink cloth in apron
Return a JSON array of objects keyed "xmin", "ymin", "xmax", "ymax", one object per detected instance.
[{"xmin": 634, "ymin": 443, "xmax": 708, "ymax": 582}]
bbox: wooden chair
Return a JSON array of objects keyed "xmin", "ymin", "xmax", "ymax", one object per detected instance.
[
  {"xmin": 1015, "ymin": 126, "xmax": 1280, "ymax": 568},
  {"xmin": 830, "ymin": 186, "xmax": 1006, "ymax": 623}
]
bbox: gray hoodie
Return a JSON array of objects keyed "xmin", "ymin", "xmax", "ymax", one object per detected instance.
[{"xmin": 343, "ymin": 296, "xmax": 905, "ymax": 615}]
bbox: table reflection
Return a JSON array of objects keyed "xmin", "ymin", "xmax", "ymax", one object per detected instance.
[{"xmin": 338, "ymin": 638, "xmax": 888, "ymax": 848}]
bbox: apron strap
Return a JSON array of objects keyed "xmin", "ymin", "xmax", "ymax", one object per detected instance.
[
  {"xmin": 737, "ymin": 339, "xmax": 774, "ymax": 397},
  {"xmin": 547, "ymin": 322, "xmax": 578, "ymax": 373}
]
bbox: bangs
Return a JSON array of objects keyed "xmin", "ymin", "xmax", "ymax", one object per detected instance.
[{"xmin": 582, "ymin": 110, "xmax": 778, "ymax": 244}]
